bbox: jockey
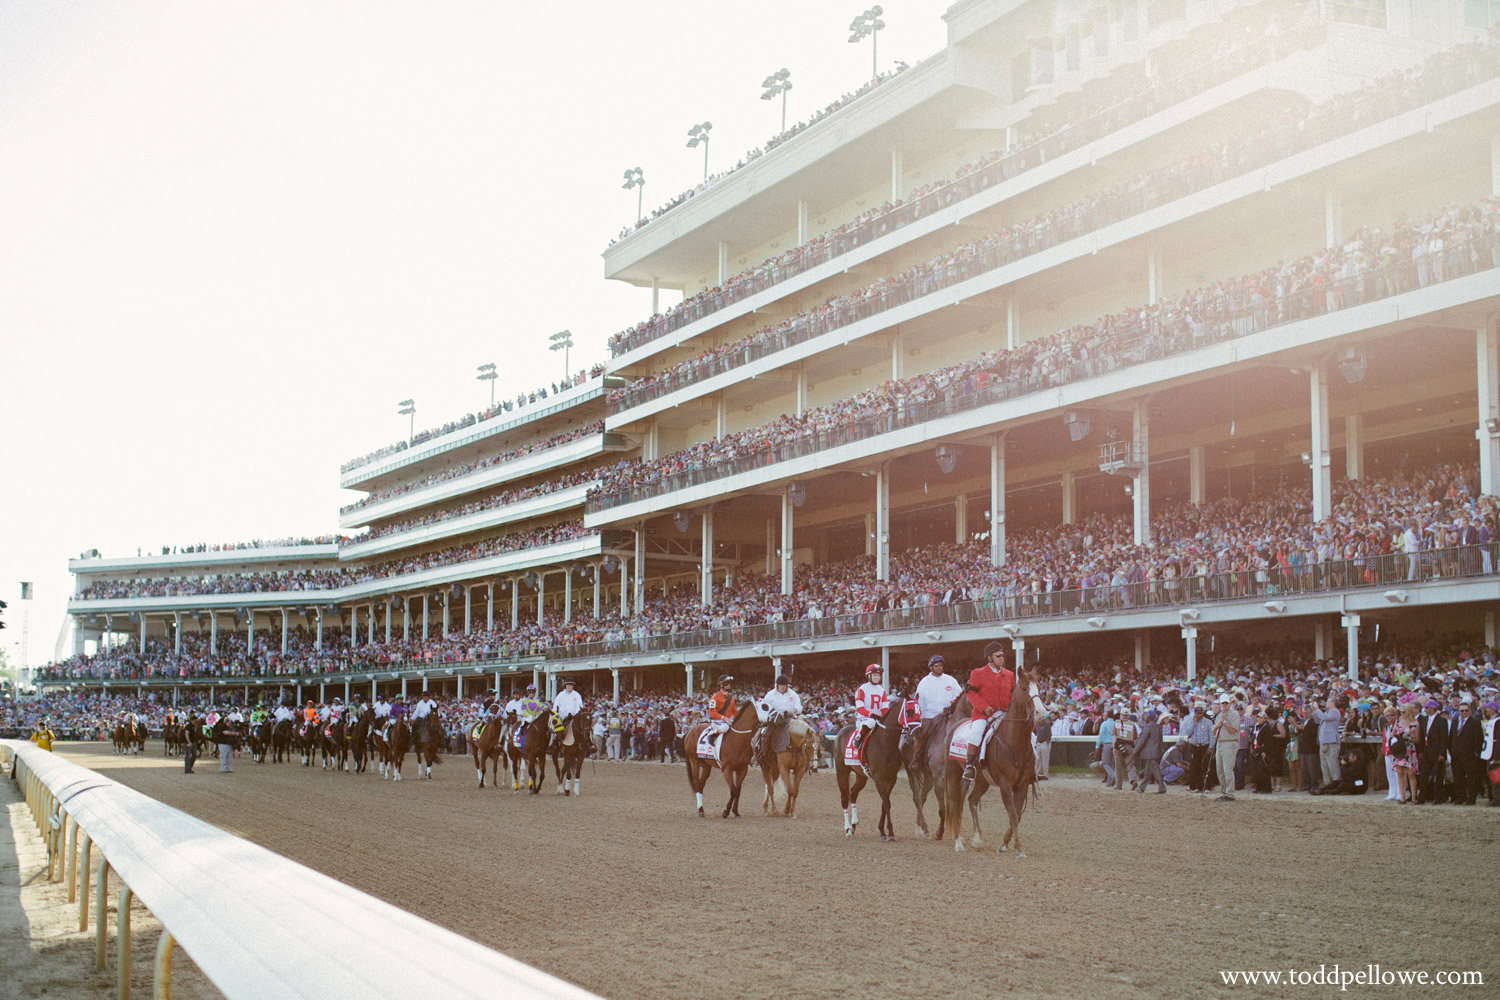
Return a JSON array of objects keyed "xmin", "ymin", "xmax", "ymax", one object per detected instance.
[
  {"xmin": 708, "ymin": 676, "xmax": 737, "ymax": 734},
  {"xmin": 760, "ymin": 675, "xmax": 802, "ymax": 761},
  {"xmin": 410, "ymin": 693, "xmax": 435, "ymax": 739},
  {"xmin": 249, "ymin": 704, "xmax": 268, "ymax": 726},
  {"xmin": 517, "ymin": 684, "xmax": 544, "ymax": 723},
  {"xmin": 481, "ymin": 689, "xmax": 502, "ymax": 719},
  {"xmin": 962, "ymin": 641, "xmax": 1016, "ymax": 781},
  {"xmin": 273, "ymin": 702, "xmax": 294, "ymax": 723},
  {"xmin": 552, "ymin": 677, "xmax": 583, "ymax": 733},
  {"xmin": 302, "ymin": 701, "xmax": 318, "ymax": 727},
  {"xmin": 854, "ymin": 663, "xmax": 890, "ymax": 754}
]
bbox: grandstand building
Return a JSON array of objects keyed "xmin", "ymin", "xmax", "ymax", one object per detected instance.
[{"xmin": 55, "ymin": 0, "xmax": 1500, "ymax": 702}]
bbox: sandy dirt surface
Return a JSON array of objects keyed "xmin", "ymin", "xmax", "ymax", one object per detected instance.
[
  {"xmin": 47, "ymin": 742, "xmax": 1499, "ymax": 999},
  {"xmin": 1, "ymin": 760, "xmax": 221, "ymax": 1000}
]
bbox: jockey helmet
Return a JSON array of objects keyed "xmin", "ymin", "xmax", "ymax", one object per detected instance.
[
  {"xmin": 526, "ymin": 682, "xmax": 536, "ymax": 691},
  {"xmin": 928, "ymin": 653, "xmax": 945, "ymax": 666},
  {"xmin": 865, "ymin": 663, "xmax": 882, "ymax": 678},
  {"xmin": 983, "ymin": 641, "xmax": 1005, "ymax": 658},
  {"xmin": 717, "ymin": 675, "xmax": 733, "ymax": 687},
  {"xmin": 775, "ymin": 675, "xmax": 790, "ymax": 686}
]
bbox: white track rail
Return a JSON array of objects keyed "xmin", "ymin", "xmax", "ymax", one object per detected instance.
[{"xmin": 2, "ymin": 739, "xmax": 601, "ymax": 1000}]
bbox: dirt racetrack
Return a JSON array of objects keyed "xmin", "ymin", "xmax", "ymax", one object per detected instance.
[{"xmin": 51, "ymin": 742, "xmax": 1496, "ymax": 999}]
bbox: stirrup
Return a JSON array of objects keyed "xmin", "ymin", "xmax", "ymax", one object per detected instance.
[{"xmin": 962, "ymin": 763, "xmax": 977, "ymax": 781}]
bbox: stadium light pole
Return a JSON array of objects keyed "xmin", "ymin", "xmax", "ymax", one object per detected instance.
[
  {"xmin": 760, "ymin": 69, "xmax": 793, "ymax": 133},
  {"xmin": 476, "ymin": 363, "xmax": 497, "ymax": 408},
  {"xmin": 397, "ymin": 398, "xmax": 415, "ymax": 443},
  {"xmin": 549, "ymin": 330, "xmax": 574, "ymax": 379},
  {"xmin": 686, "ymin": 122, "xmax": 713, "ymax": 181},
  {"xmin": 849, "ymin": 6, "xmax": 885, "ymax": 79},
  {"xmin": 621, "ymin": 167, "xmax": 645, "ymax": 223}
]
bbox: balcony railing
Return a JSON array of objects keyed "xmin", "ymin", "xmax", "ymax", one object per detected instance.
[{"xmin": 589, "ymin": 230, "xmax": 1500, "ymax": 514}]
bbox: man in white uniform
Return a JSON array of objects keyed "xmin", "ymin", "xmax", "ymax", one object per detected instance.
[
  {"xmin": 553, "ymin": 677, "xmax": 584, "ymax": 737},
  {"xmin": 760, "ymin": 674, "xmax": 803, "ymax": 758},
  {"xmin": 912, "ymin": 653, "xmax": 963, "ymax": 761},
  {"xmin": 409, "ymin": 693, "xmax": 435, "ymax": 741}
]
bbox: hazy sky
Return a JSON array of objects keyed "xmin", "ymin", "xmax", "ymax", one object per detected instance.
[{"xmin": 0, "ymin": 1, "xmax": 953, "ymax": 664}]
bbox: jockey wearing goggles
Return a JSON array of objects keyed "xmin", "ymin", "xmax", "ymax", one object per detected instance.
[
  {"xmin": 708, "ymin": 676, "xmax": 737, "ymax": 734},
  {"xmin": 854, "ymin": 663, "xmax": 889, "ymax": 753}
]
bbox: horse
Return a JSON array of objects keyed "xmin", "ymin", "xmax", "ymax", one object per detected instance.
[
  {"xmin": 550, "ymin": 710, "xmax": 591, "ymax": 796},
  {"xmin": 411, "ymin": 714, "xmax": 445, "ymax": 780},
  {"xmin": 349, "ymin": 708, "xmax": 374, "ymax": 774},
  {"xmin": 112, "ymin": 720, "xmax": 145, "ymax": 755},
  {"xmin": 468, "ymin": 712, "xmax": 506, "ymax": 789},
  {"xmin": 521, "ymin": 710, "xmax": 553, "ymax": 795},
  {"xmin": 386, "ymin": 718, "xmax": 411, "ymax": 780},
  {"xmin": 756, "ymin": 711, "xmax": 818, "ymax": 818},
  {"xmin": 940, "ymin": 666, "xmax": 1047, "ymax": 854},
  {"xmin": 295, "ymin": 719, "xmax": 321, "ymax": 767},
  {"xmin": 834, "ymin": 697, "xmax": 905, "ymax": 840},
  {"xmin": 245, "ymin": 720, "xmax": 273, "ymax": 763},
  {"xmin": 903, "ymin": 696, "xmax": 968, "ymax": 841},
  {"xmin": 320, "ymin": 716, "xmax": 349, "ymax": 772},
  {"xmin": 500, "ymin": 712, "xmax": 529, "ymax": 791},
  {"xmin": 162, "ymin": 720, "xmax": 181, "ymax": 757},
  {"xmin": 682, "ymin": 700, "xmax": 763, "ymax": 818},
  {"xmin": 271, "ymin": 718, "xmax": 294, "ymax": 763}
]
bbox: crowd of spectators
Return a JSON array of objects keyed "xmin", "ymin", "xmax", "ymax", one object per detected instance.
[
  {"xmin": 344, "ymin": 520, "xmax": 595, "ymax": 584},
  {"xmin": 605, "ymin": 34, "xmax": 1500, "ymax": 413},
  {"xmin": 342, "ymin": 420, "xmax": 604, "ymax": 515},
  {"xmin": 347, "ymin": 470, "xmax": 601, "ymax": 545},
  {"xmin": 609, "ymin": 66, "xmax": 910, "ymax": 248},
  {"xmin": 606, "ymin": 2, "xmax": 1331, "ymax": 357},
  {"xmin": 341, "ymin": 366, "xmax": 606, "ymax": 475},
  {"xmin": 591, "ymin": 194, "xmax": 1500, "ymax": 508}
]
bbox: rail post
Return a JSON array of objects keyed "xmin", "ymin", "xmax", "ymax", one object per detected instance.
[
  {"xmin": 79, "ymin": 833, "xmax": 92, "ymax": 930},
  {"xmin": 119, "ymin": 884, "xmax": 134, "ymax": 1000},
  {"xmin": 67, "ymin": 816, "xmax": 79, "ymax": 900},
  {"xmin": 95, "ymin": 855, "xmax": 109, "ymax": 970},
  {"xmin": 153, "ymin": 931, "xmax": 174, "ymax": 1000}
]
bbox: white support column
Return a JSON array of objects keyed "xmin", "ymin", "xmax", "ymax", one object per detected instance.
[
  {"xmin": 1147, "ymin": 247, "xmax": 1163, "ymax": 305},
  {"xmin": 715, "ymin": 395, "xmax": 727, "ymax": 439},
  {"xmin": 890, "ymin": 150, "xmax": 903, "ymax": 202},
  {"xmin": 1189, "ymin": 445, "xmax": 1207, "ymax": 505},
  {"xmin": 1060, "ymin": 472, "xmax": 1076, "ymax": 525},
  {"xmin": 564, "ymin": 571, "xmax": 573, "ymax": 624},
  {"xmin": 1324, "ymin": 184, "xmax": 1342, "ymax": 250},
  {"xmin": 367, "ymin": 603, "xmax": 375, "ymax": 645},
  {"xmin": 486, "ymin": 585, "xmax": 494, "ymax": 632},
  {"xmin": 618, "ymin": 559, "xmax": 628, "ymax": 618},
  {"xmin": 1314, "ymin": 621, "xmax": 1328, "ymax": 661},
  {"xmin": 1309, "ymin": 363, "xmax": 1332, "ymax": 523},
  {"xmin": 717, "ymin": 241, "xmax": 729, "ymax": 284},
  {"xmin": 1132, "ymin": 401, "xmax": 1152, "ymax": 545},
  {"xmin": 1477, "ymin": 324, "xmax": 1500, "ymax": 498},
  {"xmin": 384, "ymin": 600, "xmax": 392, "ymax": 644},
  {"xmin": 796, "ymin": 199, "xmax": 809, "ymax": 245},
  {"xmin": 1344, "ymin": 414, "xmax": 1365, "ymax": 481},
  {"xmin": 701, "ymin": 508, "xmax": 715, "ymax": 607},
  {"xmin": 990, "ymin": 434, "xmax": 1006, "ymax": 568},
  {"xmin": 955, "ymin": 492, "xmax": 968, "ymax": 543},
  {"xmin": 612, "ymin": 668, "xmax": 620, "ymax": 703},
  {"xmin": 650, "ymin": 277, "xmax": 660, "ymax": 316},
  {"xmin": 1134, "ymin": 634, "xmax": 1151, "ymax": 672},
  {"xmin": 865, "ymin": 513, "xmax": 876, "ymax": 557},
  {"xmin": 351, "ymin": 605, "xmax": 360, "ymax": 649},
  {"xmin": 1485, "ymin": 608, "xmax": 1496, "ymax": 649},
  {"xmin": 422, "ymin": 597, "xmax": 430, "ymax": 640},
  {"xmin": 512, "ymin": 579, "xmax": 521, "ymax": 629},
  {"xmin": 245, "ymin": 612, "xmax": 253, "ymax": 658},
  {"xmin": 592, "ymin": 564, "xmax": 602, "ymax": 618},
  {"xmin": 891, "ymin": 331, "xmax": 904, "ymax": 380},
  {"xmin": 634, "ymin": 527, "xmax": 646, "ymax": 615},
  {"xmin": 1182, "ymin": 625, "xmax": 1198, "ymax": 682},
  {"xmin": 464, "ymin": 587, "xmax": 472, "ymax": 635},
  {"xmin": 1342, "ymin": 612, "xmax": 1360, "ymax": 681},
  {"xmin": 281, "ymin": 608, "xmax": 289, "ymax": 655},
  {"xmin": 795, "ymin": 369, "xmax": 807, "ymax": 416},
  {"xmin": 780, "ymin": 491, "xmax": 795, "ymax": 596},
  {"xmin": 537, "ymin": 574, "xmax": 546, "ymax": 628},
  {"xmin": 172, "ymin": 612, "xmax": 181, "ymax": 655},
  {"xmin": 643, "ymin": 419, "xmax": 659, "ymax": 462},
  {"xmin": 139, "ymin": 614, "xmax": 146, "ymax": 653},
  {"xmin": 210, "ymin": 612, "xmax": 218, "ymax": 654},
  {"xmin": 1005, "ymin": 299, "xmax": 1020, "ymax": 350},
  {"xmin": 875, "ymin": 462, "xmax": 891, "ymax": 581},
  {"xmin": 765, "ymin": 518, "xmax": 775, "ymax": 575},
  {"xmin": 403, "ymin": 599, "xmax": 411, "ymax": 643},
  {"xmin": 684, "ymin": 663, "xmax": 695, "ymax": 699}
]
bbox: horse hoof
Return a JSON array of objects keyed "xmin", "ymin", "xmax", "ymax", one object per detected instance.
[
  {"xmin": 844, "ymin": 829, "xmax": 853, "ymax": 838},
  {"xmin": 954, "ymin": 841, "xmax": 966, "ymax": 853},
  {"xmin": 1014, "ymin": 852, "xmax": 1026, "ymax": 860}
]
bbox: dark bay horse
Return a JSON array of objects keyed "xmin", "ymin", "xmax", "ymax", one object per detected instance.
[
  {"xmin": 271, "ymin": 718, "xmax": 294, "ymax": 763},
  {"xmin": 942, "ymin": 666, "xmax": 1046, "ymax": 854},
  {"xmin": 349, "ymin": 708, "xmax": 374, "ymax": 774},
  {"xmin": 903, "ymin": 696, "xmax": 967, "ymax": 841},
  {"xmin": 834, "ymin": 698, "xmax": 904, "ymax": 840},
  {"xmin": 246, "ymin": 720, "xmax": 273, "ymax": 763},
  {"xmin": 320, "ymin": 716, "xmax": 349, "ymax": 772},
  {"xmin": 552, "ymin": 710, "xmax": 592, "ymax": 796},
  {"xmin": 295, "ymin": 719, "xmax": 320, "ymax": 767},
  {"xmin": 469, "ymin": 714, "xmax": 505, "ymax": 789},
  {"xmin": 386, "ymin": 718, "xmax": 411, "ymax": 780},
  {"xmin": 412, "ymin": 715, "xmax": 444, "ymax": 780},
  {"xmin": 683, "ymin": 700, "xmax": 763, "ymax": 818},
  {"xmin": 521, "ymin": 710, "xmax": 553, "ymax": 795}
]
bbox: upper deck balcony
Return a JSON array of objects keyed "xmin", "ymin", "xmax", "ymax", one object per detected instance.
[
  {"xmin": 340, "ymin": 376, "xmax": 620, "ymax": 491},
  {"xmin": 338, "ymin": 482, "xmax": 594, "ymax": 561},
  {"xmin": 68, "ymin": 544, "xmax": 340, "ymax": 578}
]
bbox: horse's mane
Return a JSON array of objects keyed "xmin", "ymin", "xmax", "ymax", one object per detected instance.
[{"xmin": 731, "ymin": 700, "xmax": 756, "ymax": 724}]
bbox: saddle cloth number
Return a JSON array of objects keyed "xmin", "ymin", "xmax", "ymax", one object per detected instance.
[
  {"xmin": 470, "ymin": 723, "xmax": 485, "ymax": 744},
  {"xmin": 948, "ymin": 719, "xmax": 986, "ymax": 762},
  {"xmin": 513, "ymin": 727, "xmax": 525, "ymax": 750},
  {"xmin": 842, "ymin": 729, "xmax": 863, "ymax": 767},
  {"xmin": 696, "ymin": 729, "xmax": 722, "ymax": 763}
]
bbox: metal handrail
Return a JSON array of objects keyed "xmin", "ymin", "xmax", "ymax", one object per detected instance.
[{"xmin": 1, "ymin": 740, "xmax": 599, "ymax": 1000}]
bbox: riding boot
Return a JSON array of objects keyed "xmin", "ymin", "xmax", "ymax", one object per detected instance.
[{"xmin": 962, "ymin": 744, "xmax": 980, "ymax": 782}]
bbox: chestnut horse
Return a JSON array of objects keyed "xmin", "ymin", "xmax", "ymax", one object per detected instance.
[
  {"xmin": 469, "ymin": 713, "xmax": 505, "ymax": 788},
  {"xmin": 386, "ymin": 718, "xmax": 411, "ymax": 781},
  {"xmin": 756, "ymin": 713, "xmax": 817, "ymax": 818},
  {"xmin": 683, "ymin": 700, "xmax": 763, "ymax": 818},
  {"xmin": 941, "ymin": 666, "xmax": 1046, "ymax": 854},
  {"xmin": 550, "ymin": 710, "xmax": 591, "ymax": 796},
  {"xmin": 501, "ymin": 712, "xmax": 531, "ymax": 791},
  {"xmin": 521, "ymin": 710, "xmax": 553, "ymax": 795},
  {"xmin": 112, "ymin": 720, "xmax": 145, "ymax": 755},
  {"xmin": 903, "ymin": 695, "xmax": 967, "ymax": 840},
  {"xmin": 834, "ymin": 697, "xmax": 905, "ymax": 840},
  {"xmin": 411, "ymin": 715, "xmax": 445, "ymax": 780}
]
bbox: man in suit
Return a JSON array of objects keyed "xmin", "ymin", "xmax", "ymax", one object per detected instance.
[
  {"xmin": 1130, "ymin": 708, "xmax": 1167, "ymax": 793},
  {"xmin": 1448, "ymin": 701, "xmax": 1483, "ymax": 804},
  {"xmin": 1416, "ymin": 699, "xmax": 1450, "ymax": 804}
]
